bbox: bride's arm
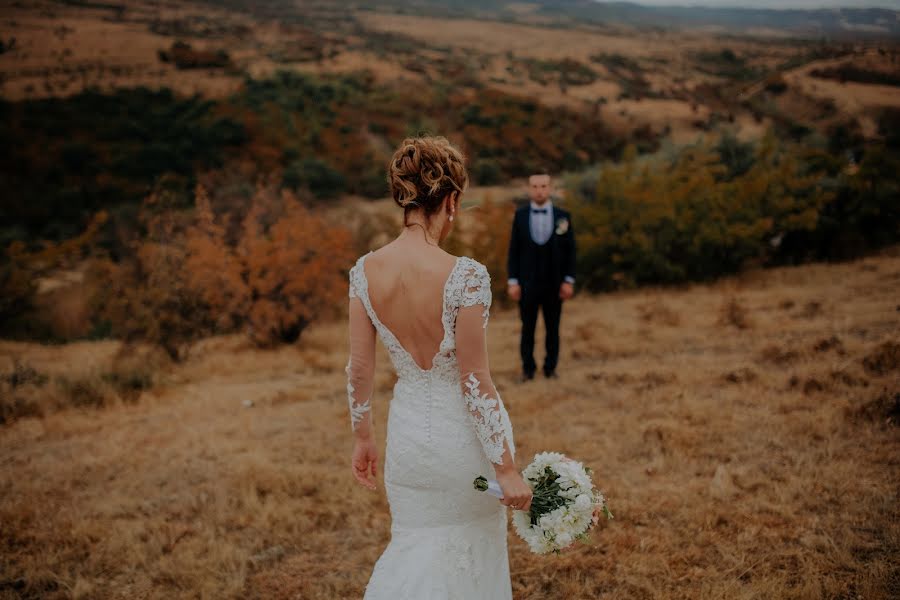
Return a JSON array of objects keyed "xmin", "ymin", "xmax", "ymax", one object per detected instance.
[
  {"xmin": 456, "ymin": 264, "xmax": 532, "ymax": 511},
  {"xmin": 347, "ymin": 294, "xmax": 377, "ymax": 490}
]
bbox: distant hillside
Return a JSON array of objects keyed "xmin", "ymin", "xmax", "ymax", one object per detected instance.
[
  {"xmin": 2, "ymin": 0, "xmax": 898, "ymax": 250},
  {"xmin": 334, "ymin": 0, "xmax": 900, "ymax": 38},
  {"xmin": 574, "ymin": 2, "xmax": 900, "ymax": 38}
]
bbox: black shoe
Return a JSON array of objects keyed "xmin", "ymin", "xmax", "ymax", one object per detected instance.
[
  {"xmin": 517, "ymin": 372, "xmax": 535, "ymax": 383},
  {"xmin": 544, "ymin": 371, "xmax": 558, "ymax": 379}
]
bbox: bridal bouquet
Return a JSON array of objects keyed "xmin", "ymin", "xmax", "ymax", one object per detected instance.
[{"xmin": 474, "ymin": 452, "xmax": 612, "ymax": 554}]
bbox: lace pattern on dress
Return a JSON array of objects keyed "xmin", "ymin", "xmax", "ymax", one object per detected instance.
[
  {"xmin": 346, "ymin": 359, "xmax": 371, "ymax": 430},
  {"xmin": 448, "ymin": 258, "xmax": 491, "ymax": 329},
  {"xmin": 349, "ymin": 259, "xmax": 365, "ymax": 300},
  {"xmin": 462, "ymin": 373, "xmax": 506, "ymax": 464},
  {"xmin": 347, "ymin": 262, "xmax": 373, "ymax": 430}
]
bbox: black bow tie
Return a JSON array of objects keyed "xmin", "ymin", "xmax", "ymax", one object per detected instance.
[{"xmin": 531, "ymin": 208, "xmax": 549, "ymax": 214}]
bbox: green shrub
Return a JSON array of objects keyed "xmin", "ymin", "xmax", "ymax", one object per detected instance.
[
  {"xmin": 470, "ymin": 158, "xmax": 502, "ymax": 185},
  {"xmin": 283, "ymin": 158, "xmax": 345, "ymax": 198},
  {"xmin": 569, "ymin": 134, "xmax": 835, "ymax": 290},
  {"xmin": 1, "ymin": 89, "xmax": 246, "ymax": 241}
]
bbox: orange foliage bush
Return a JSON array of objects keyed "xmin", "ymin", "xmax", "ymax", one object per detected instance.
[
  {"xmin": 92, "ymin": 186, "xmax": 353, "ymax": 356},
  {"xmin": 185, "ymin": 185, "xmax": 353, "ymax": 347},
  {"xmin": 91, "ymin": 194, "xmax": 205, "ymax": 360}
]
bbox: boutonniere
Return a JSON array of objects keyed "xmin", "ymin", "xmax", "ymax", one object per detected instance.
[{"xmin": 555, "ymin": 218, "xmax": 569, "ymax": 236}]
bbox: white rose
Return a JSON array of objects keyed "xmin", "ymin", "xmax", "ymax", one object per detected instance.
[{"xmin": 575, "ymin": 494, "xmax": 592, "ymax": 511}]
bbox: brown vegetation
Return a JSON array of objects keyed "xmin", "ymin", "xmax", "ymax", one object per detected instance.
[
  {"xmin": 862, "ymin": 341, "xmax": 900, "ymax": 376},
  {"xmin": 158, "ymin": 41, "xmax": 232, "ymax": 70},
  {"xmin": 719, "ymin": 296, "xmax": 752, "ymax": 330},
  {"xmin": 1, "ymin": 251, "xmax": 898, "ymax": 598},
  {"xmin": 89, "ymin": 186, "xmax": 353, "ymax": 359}
]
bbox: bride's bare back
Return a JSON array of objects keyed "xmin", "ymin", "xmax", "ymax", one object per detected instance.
[{"xmin": 364, "ymin": 237, "xmax": 458, "ymax": 371}]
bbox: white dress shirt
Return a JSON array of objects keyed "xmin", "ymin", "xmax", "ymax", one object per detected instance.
[
  {"xmin": 508, "ymin": 201, "xmax": 575, "ymax": 286},
  {"xmin": 529, "ymin": 201, "xmax": 554, "ymax": 246}
]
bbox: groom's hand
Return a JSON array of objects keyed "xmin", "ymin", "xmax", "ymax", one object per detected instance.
[
  {"xmin": 559, "ymin": 282, "xmax": 574, "ymax": 301},
  {"xmin": 507, "ymin": 283, "xmax": 521, "ymax": 302}
]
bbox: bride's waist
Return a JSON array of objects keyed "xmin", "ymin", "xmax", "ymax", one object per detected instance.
[
  {"xmin": 392, "ymin": 377, "xmax": 459, "ymax": 396},
  {"xmin": 389, "ymin": 382, "xmax": 467, "ymax": 418}
]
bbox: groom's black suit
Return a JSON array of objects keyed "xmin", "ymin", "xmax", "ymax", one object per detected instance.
[{"xmin": 507, "ymin": 203, "xmax": 576, "ymax": 377}]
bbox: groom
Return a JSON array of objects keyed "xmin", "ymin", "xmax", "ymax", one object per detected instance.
[{"xmin": 506, "ymin": 171, "xmax": 576, "ymax": 381}]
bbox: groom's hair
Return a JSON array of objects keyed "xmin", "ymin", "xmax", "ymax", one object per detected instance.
[{"xmin": 389, "ymin": 136, "xmax": 469, "ymax": 222}]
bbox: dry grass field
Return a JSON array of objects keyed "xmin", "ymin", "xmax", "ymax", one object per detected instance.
[{"xmin": 2, "ymin": 250, "xmax": 898, "ymax": 599}]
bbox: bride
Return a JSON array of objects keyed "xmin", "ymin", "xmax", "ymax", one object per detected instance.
[{"xmin": 346, "ymin": 136, "xmax": 533, "ymax": 598}]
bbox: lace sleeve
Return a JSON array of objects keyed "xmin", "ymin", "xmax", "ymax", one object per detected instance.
[
  {"xmin": 347, "ymin": 265, "xmax": 375, "ymax": 431},
  {"xmin": 455, "ymin": 261, "xmax": 514, "ymax": 465},
  {"xmin": 348, "ymin": 262, "xmax": 362, "ymax": 299},
  {"xmin": 460, "ymin": 261, "xmax": 491, "ymax": 328}
]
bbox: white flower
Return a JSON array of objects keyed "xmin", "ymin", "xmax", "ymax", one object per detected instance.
[
  {"xmin": 510, "ymin": 451, "xmax": 609, "ymax": 554},
  {"xmin": 575, "ymin": 494, "xmax": 592, "ymax": 511}
]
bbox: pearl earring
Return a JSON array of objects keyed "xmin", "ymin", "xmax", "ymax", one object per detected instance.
[{"xmin": 449, "ymin": 214, "xmax": 454, "ymax": 222}]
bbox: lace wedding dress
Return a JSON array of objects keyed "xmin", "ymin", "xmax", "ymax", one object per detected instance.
[{"xmin": 346, "ymin": 252, "xmax": 516, "ymax": 599}]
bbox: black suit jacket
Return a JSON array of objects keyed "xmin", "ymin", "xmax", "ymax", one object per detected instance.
[{"xmin": 507, "ymin": 204, "xmax": 576, "ymax": 298}]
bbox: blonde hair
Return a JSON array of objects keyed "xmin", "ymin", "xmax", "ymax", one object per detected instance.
[{"xmin": 388, "ymin": 136, "xmax": 468, "ymax": 220}]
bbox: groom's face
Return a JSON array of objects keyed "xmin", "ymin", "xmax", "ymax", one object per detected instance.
[{"xmin": 528, "ymin": 175, "xmax": 551, "ymax": 205}]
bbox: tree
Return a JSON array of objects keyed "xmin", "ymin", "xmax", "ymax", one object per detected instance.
[
  {"xmin": 91, "ymin": 192, "xmax": 207, "ymax": 361},
  {"xmin": 93, "ymin": 184, "xmax": 355, "ymax": 356},
  {"xmin": 282, "ymin": 158, "xmax": 345, "ymax": 198},
  {"xmin": 186, "ymin": 185, "xmax": 354, "ymax": 346},
  {"xmin": 570, "ymin": 132, "xmax": 835, "ymax": 290}
]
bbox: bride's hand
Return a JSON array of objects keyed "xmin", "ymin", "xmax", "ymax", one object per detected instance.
[
  {"xmin": 496, "ymin": 470, "xmax": 532, "ymax": 512},
  {"xmin": 351, "ymin": 437, "xmax": 378, "ymax": 491}
]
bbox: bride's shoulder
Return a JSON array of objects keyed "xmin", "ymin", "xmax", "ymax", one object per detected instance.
[
  {"xmin": 348, "ymin": 253, "xmax": 366, "ymax": 276},
  {"xmin": 455, "ymin": 256, "xmax": 490, "ymax": 279},
  {"xmin": 348, "ymin": 252, "xmax": 373, "ymax": 298},
  {"xmin": 453, "ymin": 257, "xmax": 492, "ymax": 302},
  {"xmin": 452, "ymin": 257, "xmax": 492, "ymax": 313}
]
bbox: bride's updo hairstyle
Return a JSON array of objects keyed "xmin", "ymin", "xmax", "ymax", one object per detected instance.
[{"xmin": 389, "ymin": 136, "xmax": 468, "ymax": 225}]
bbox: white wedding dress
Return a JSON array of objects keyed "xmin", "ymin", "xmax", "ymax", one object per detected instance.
[{"xmin": 346, "ymin": 252, "xmax": 516, "ymax": 599}]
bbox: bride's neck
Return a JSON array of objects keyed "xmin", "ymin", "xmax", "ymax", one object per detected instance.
[{"xmin": 399, "ymin": 218, "xmax": 441, "ymax": 246}]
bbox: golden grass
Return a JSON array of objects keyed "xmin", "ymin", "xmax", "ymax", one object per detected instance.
[
  {"xmin": 1, "ymin": 250, "xmax": 898, "ymax": 598},
  {"xmin": 358, "ymin": 12, "xmax": 717, "ymax": 62},
  {"xmin": 784, "ymin": 50, "xmax": 900, "ymax": 138},
  {"xmin": 0, "ymin": 1, "xmax": 250, "ymax": 101}
]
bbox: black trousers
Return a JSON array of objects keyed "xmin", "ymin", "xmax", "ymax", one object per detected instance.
[{"xmin": 519, "ymin": 286, "xmax": 562, "ymax": 377}]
